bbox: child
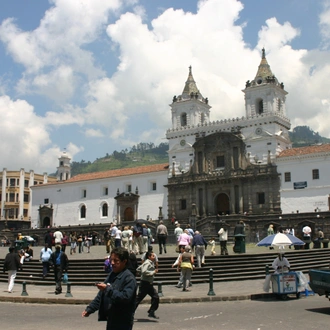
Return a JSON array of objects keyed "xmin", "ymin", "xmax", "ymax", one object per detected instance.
[
  {"xmin": 104, "ymin": 255, "xmax": 112, "ymax": 273},
  {"xmin": 208, "ymin": 237, "xmax": 216, "ymax": 255}
]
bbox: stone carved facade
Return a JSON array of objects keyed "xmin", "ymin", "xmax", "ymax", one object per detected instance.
[{"xmin": 166, "ymin": 131, "xmax": 281, "ymax": 220}]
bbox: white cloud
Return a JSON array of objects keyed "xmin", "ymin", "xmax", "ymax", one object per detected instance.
[
  {"xmin": 101, "ymin": 0, "xmax": 330, "ymax": 146},
  {"xmin": 0, "ymin": 0, "xmax": 128, "ymax": 100},
  {"xmin": 43, "ymin": 104, "xmax": 85, "ymax": 127},
  {"xmin": 258, "ymin": 18, "xmax": 300, "ymax": 50},
  {"xmin": 0, "ymin": 95, "xmax": 82, "ymax": 173},
  {"xmin": 1, "ymin": 0, "xmax": 330, "ymax": 173},
  {"xmin": 84, "ymin": 128, "xmax": 105, "ymax": 138},
  {"xmin": 319, "ymin": 0, "xmax": 330, "ymax": 47}
]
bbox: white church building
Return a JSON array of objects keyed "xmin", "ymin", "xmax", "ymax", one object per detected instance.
[{"xmin": 30, "ymin": 50, "xmax": 330, "ymax": 227}]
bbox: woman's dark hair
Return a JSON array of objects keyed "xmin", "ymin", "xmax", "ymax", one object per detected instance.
[{"xmin": 111, "ymin": 247, "xmax": 129, "ymax": 262}]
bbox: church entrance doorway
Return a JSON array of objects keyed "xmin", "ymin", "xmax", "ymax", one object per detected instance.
[
  {"xmin": 215, "ymin": 193, "xmax": 230, "ymax": 215},
  {"xmin": 124, "ymin": 207, "xmax": 134, "ymax": 221},
  {"xmin": 43, "ymin": 216, "xmax": 51, "ymax": 228}
]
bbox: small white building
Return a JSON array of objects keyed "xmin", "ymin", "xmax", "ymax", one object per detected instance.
[
  {"xmin": 277, "ymin": 144, "xmax": 330, "ymax": 213},
  {"xmin": 31, "ymin": 163, "xmax": 169, "ymax": 228}
]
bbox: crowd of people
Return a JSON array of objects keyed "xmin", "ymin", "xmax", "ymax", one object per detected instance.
[{"xmin": 3, "ymin": 219, "xmax": 326, "ymax": 330}]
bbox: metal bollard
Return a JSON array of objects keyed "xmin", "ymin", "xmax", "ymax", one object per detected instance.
[
  {"xmin": 65, "ymin": 282, "xmax": 73, "ymax": 297},
  {"xmin": 265, "ymin": 264, "xmax": 269, "ymax": 275},
  {"xmin": 207, "ymin": 268, "xmax": 216, "ymax": 296},
  {"xmin": 157, "ymin": 281, "xmax": 164, "ymax": 297},
  {"xmin": 21, "ymin": 281, "xmax": 28, "ymax": 296}
]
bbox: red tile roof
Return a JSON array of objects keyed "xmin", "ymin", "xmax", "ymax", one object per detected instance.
[
  {"xmin": 53, "ymin": 163, "xmax": 169, "ymax": 184},
  {"xmin": 278, "ymin": 144, "xmax": 330, "ymax": 158}
]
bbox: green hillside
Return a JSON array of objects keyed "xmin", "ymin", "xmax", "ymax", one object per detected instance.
[
  {"xmin": 70, "ymin": 142, "xmax": 168, "ymax": 176},
  {"xmin": 289, "ymin": 126, "xmax": 330, "ymax": 147}
]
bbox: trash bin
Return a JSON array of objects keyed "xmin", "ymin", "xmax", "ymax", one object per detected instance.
[
  {"xmin": 233, "ymin": 234, "xmax": 246, "ymax": 253},
  {"xmin": 313, "ymin": 240, "xmax": 321, "ymax": 248},
  {"xmin": 323, "ymin": 239, "xmax": 329, "ymax": 248},
  {"xmin": 303, "ymin": 237, "xmax": 311, "ymax": 249}
]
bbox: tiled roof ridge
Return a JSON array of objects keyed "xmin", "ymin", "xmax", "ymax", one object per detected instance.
[
  {"xmin": 36, "ymin": 163, "xmax": 169, "ymax": 186},
  {"xmin": 278, "ymin": 143, "xmax": 330, "ymax": 158}
]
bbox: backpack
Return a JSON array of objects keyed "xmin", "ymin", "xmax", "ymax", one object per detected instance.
[{"xmin": 104, "ymin": 259, "xmax": 112, "ymax": 273}]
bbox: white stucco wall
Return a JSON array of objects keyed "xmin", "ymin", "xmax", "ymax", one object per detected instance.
[
  {"xmin": 277, "ymin": 153, "xmax": 330, "ymax": 213},
  {"xmin": 31, "ymin": 170, "xmax": 168, "ymax": 227}
]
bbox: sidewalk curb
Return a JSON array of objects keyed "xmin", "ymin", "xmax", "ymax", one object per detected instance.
[{"xmin": 0, "ymin": 293, "xmax": 275, "ymax": 305}]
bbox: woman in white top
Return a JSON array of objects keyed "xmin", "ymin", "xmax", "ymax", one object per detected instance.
[
  {"xmin": 115, "ymin": 226, "xmax": 122, "ymax": 247},
  {"xmin": 218, "ymin": 226, "xmax": 228, "ymax": 255}
]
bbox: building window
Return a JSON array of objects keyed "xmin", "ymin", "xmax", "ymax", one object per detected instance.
[
  {"xmin": 102, "ymin": 203, "xmax": 108, "ymax": 217},
  {"xmin": 23, "ymin": 209, "xmax": 28, "ymax": 217},
  {"xmin": 9, "ymin": 193, "xmax": 15, "ymax": 202},
  {"xmin": 216, "ymin": 155, "xmax": 225, "ymax": 168},
  {"xmin": 80, "ymin": 205, "xmax": 86, "ymax": 219},
  {"xmin": 126, "ymin": 185, "xmax": 132, "ymax": 193},
  {"xmin": 103, "ymin": 187, "xmax": 108, "ymax": 196},
  {"xmin": 24, "ymin": 194, "xmax": 29, "ymax": 203},
  {"xmin": 34, "ymin": 181, "xmax": 37, "ymax": 185},
  {"xmin": 8, "ymin": 208, "xmax": 15, "ymax": 219},
  {"xmin": 257, "ymin": 192, "xmax": 265, "ymax": 204},
  {"xmin": 180, "ymin": 112, "xmax": 187, "ymax": 127},
  {"xmin": 180, "ymin": 199, "xmax": 187, "ymax": 210},
  {"xmin": 60, "ymin": 161, "xmax": 64, "ymax": 166},
  {"xmin": 151, "ymin": 182, "xmax": 157, "ymax": 191},
  {"xmin": 10, "ymin": 178, "xmax": 15, "ymax": 187},
  {"xmin": 82, "ymin": 189, "xmax": 87, "ymax": 198},
  {"xmin": 24, "ymin": 180, "xmax": 29, "ymax": 188},
  {"xmin": 257, "ymin": 99, "xmax": 263, "ymax": 114},
  {"xmin": 284, "ymin": 172, "xmax": 291, "ymax": 182},
  {"xmin": 44, "ymin": 198, "xmax": 49, "ymax": 204},
  {"xmin": 312, "ymin": 169, "xmax": 319, "ymax": 180}
]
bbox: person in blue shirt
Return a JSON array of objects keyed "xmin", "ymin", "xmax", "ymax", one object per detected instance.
[
  {"xmin": 191, "ymin": 231, "xmax": 207, "ymax": 267},
  {"xmin": 49, "ymin": 244, "xmax": 69, "ymax": 294}
]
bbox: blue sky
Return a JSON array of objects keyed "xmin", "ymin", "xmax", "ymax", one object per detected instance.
[{"xmin": 1, "ymin": 0, "xmax": 330, "ymax": 173}]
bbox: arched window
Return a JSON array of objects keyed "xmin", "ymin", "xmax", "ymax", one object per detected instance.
[
  {"xmin": 256, "ymin": 99, "xmax": 263, "ymax": 114},
  {"xmin": 102, "ymin": 203, "xmax": 108, "ymax": 217},
  {"xmin": 80, "ymin": 205, "xmax": 86, "ymax": 219},
  {"xmin": 180, "ymin": 113, "xmax": 187, "ymax": 127}
]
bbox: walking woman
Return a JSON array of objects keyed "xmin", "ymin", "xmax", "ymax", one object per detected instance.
[
  {"xmin": 69, "ymin": 231, "xmax": 77, "ymax": 255},
  {"xmin": 178, "ymin": 245, "xmax": 194, "ymax": 292},
  {"xmin": 218, "ymin": 224, "xmax": 229, "ymax": 255}
]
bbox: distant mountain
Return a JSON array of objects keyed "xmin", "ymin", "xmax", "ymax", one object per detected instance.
[
  {"xmin": 70, "ymin": 142, "xmax": 169, "ymax": 176},
  {"xmin": 64, "ymin": 126, "xmax": 330, "ymax": 176},
  {"xmin": 289, "ymin": 126, "xmax": 330, "ymax": 147}
]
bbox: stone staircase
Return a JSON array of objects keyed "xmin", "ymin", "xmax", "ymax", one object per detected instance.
[{"xmin": 0, "ymin": 248, "xmax": 329, "ymax": 286}]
